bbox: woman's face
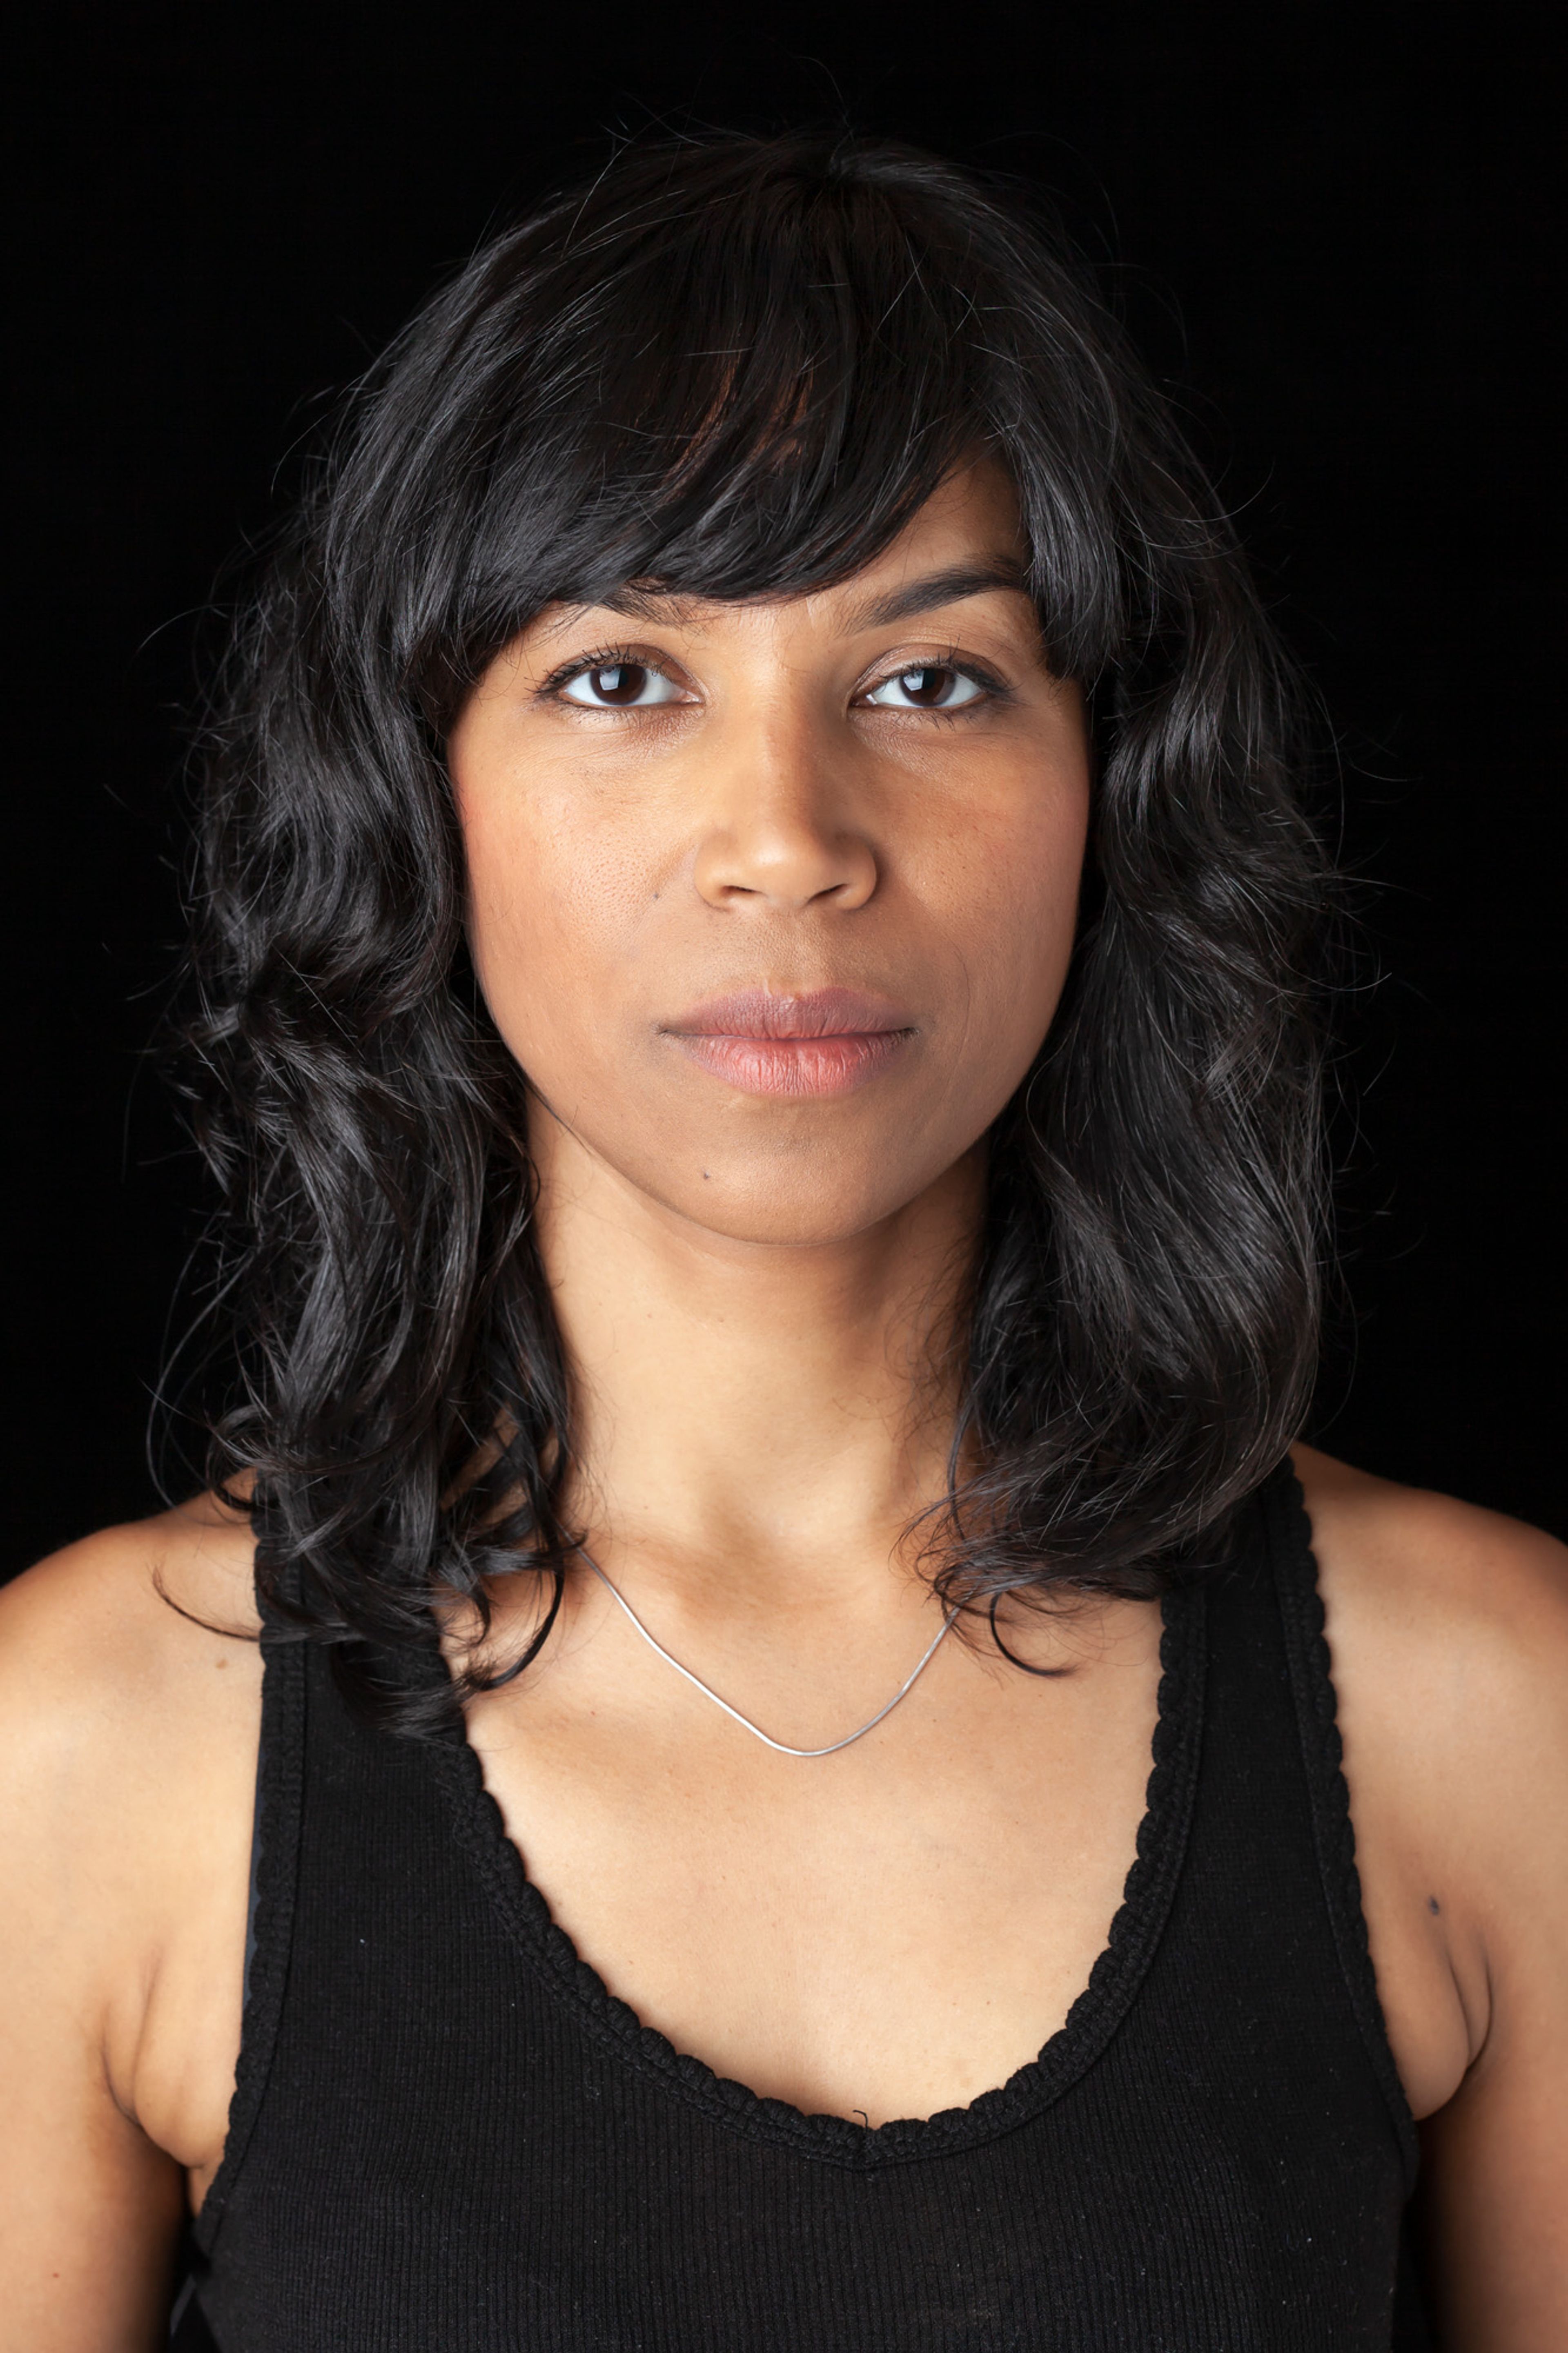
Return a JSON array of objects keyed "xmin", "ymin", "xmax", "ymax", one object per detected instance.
[{"xmin": 449, "ymin": 463, "xmax": 1090, "ymax": 1247}]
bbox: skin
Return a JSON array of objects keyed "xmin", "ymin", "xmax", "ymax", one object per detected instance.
[{"xmin": 0, "ymin": 464, "xmax": 1564, "ymax": 2347}]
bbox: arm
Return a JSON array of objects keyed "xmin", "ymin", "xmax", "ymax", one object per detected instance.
[
  {"xmin": 1298, "ymin": 1447, "xmax": 1568, "ymax": 2350},
  {"xmin": 0, "ymin": 1512, "xmax": 260, "ymax": 2351},
  {"xmin": 1410, "ymin": 1522, "xmax": 1568, "ymax": 2348}
]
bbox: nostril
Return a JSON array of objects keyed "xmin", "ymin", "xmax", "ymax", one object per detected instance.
[{"xmin": 693, "ymin": 831, "xmax": 878, "ymax": 913}]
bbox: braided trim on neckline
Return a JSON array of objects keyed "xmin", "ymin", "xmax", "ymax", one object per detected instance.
[{"xmin": 436, "ymin": 1581, "xmax": 1207, "ymax": 2171}]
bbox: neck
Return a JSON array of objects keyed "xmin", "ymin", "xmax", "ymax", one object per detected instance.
[{"xmin": 527, "ymin": 1104, "xmax": 983, "ymax": 1618}]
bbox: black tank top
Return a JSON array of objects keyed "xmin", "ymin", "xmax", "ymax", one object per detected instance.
[{"xmin": 180, "ymin": 1468, "xmax": 1432, "ymax": 2349}]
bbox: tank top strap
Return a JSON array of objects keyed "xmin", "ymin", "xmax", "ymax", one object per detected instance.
[
  {"xmin": 192, "ymin": 1523, "xmax": 308, "ymax": 2262},
  {"xmin": 1200, "ymin": 1463, "xmax": 1418, "ymax": 2186},
  {"xmin": 1261, "ymin": 1464, "xmax": 1419, "ymax": 2177}
]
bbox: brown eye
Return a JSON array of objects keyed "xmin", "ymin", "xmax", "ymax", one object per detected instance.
[
  {"xmin": 559, "ymin": 661, "xmax": 684, "ymax": 709},
  {"xmin": 591, "ymin": 663, "xmax": 646, "ymax": 704},
  {"xmin": 864, "ymin": 665, "xmax": 984, "ymax": 711}
]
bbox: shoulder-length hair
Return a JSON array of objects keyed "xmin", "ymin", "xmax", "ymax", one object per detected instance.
[{"xmin": 176, "ymin": 133, "xmax": 1329, "ymax": 1732}]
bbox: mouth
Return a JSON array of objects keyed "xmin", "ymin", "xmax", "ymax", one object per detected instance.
[{"xmin": 659, "ymin": 987, "xmax": 916, "ymax": 1099}]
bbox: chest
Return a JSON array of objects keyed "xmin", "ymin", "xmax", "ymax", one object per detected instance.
[
  {"xmin": 463, "ymin": 1603, "xmax": 1165, "ymax": 2124},
  {"xmin": 192, "ymin": 1556, "xmax": 1421, "ymax": 2352}
]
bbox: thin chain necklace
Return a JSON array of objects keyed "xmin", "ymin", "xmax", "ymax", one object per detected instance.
[{"xmin": 574, "ymin": 1545, "xmax": 962, "ymax": 1760}]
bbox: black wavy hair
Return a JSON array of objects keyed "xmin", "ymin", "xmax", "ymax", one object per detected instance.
[{"xmin": 175, "ymin": 132, "xmax": 1330, "ymax": 1732}]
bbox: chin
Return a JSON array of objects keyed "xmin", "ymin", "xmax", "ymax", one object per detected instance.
[{"xmin": 640, "ymin": 1157, "xmax": 938, "ymax": 1250}]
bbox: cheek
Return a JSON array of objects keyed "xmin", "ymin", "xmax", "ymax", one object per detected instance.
[
  {"xmin": 459, "ymin": 782, "xmax": 650, "ymax": 1069},
  {"xmin": 918, "ymin": 775, "xmax": 1088, "ymax": 1065}
]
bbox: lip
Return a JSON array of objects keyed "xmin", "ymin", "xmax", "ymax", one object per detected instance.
[{"xmin": 660, "ymin": 988, "xmax": 915, "ymax": 1099}]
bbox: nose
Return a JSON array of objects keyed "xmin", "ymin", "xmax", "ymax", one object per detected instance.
[{"xmin": 691, "ymin": 712, "xmax": 879, "ymax": 914}]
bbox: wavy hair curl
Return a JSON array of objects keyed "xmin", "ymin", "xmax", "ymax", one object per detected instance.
[{"xmin": 174, "ymin": 134, "xmax": 1330, "ymax": 1731}]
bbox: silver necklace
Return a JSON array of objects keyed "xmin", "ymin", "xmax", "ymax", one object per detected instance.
[{"xmin": 575, "ymin": 1546, "xmax": 961, "ymax": 1760}]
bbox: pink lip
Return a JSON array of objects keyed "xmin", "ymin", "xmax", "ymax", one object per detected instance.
[{"xmin": 662, "ymin": 988, "xmax": 915, "ymax": 1098}]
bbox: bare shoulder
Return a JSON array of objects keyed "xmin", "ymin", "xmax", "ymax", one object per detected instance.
[
  {"xmin": 0, "ymin": 1493, "xmax": 262, "ymax": 1773},
  {"xmin": 1290, "ymin": 1443, "xmax": 1568, "ymax": 2121},
  {"xmin": 1287, "ymin": 1464, "xmax": 1568, "ymax": 2333},
  {"xmin": 1291, "ymin": 1441, "xmax": 1568, "ymax": 1715},
  {"xmin": 0, "ymin": 1503, "xmax": 265, "ymax": 2337},
  {"xmin": 1291, "ymin": 1440, "xmax": 1568, "ymax": 1851},
  {"xmin": 0, "ymin": 1496, "xmax": 263, "ymax": 2041},
  {"xmin": 0, "ymin": 1488, "xmax": 262, "ymax": 1636}
]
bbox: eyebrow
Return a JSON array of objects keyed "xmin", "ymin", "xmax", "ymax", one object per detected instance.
[
  {"xmin": 842, "ymin": 559, "xmax": 1033, "ymax": 631},
  {"xmin": 595, "ymin": 557, "xmax": 1032, "ymax": 631}
]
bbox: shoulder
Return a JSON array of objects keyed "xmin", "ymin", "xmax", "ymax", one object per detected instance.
[
  {"xmin": 1290, "ymin": 1441, "xmax": 1568, "ymax": 1724},
  {"xmin": 0, "ymin": 1488, "xmax": 263, "ymax": 1861},
  {"xmin": 0, "ymin": 1516, "xmax": 263, "ymax": 2318},
  {"xmin": 1290, "ymin": 1443, "xmax": 1568, "ymax": 2089},
  {"xmin": 0, "ymin": 1499, "xmax": 263, "ymax": 2070},
  {"xmin": 0, "ymin": 1493, "xmax": 262, "ymax": 1771}
]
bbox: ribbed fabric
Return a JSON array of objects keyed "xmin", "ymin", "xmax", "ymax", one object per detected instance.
[{"xmin": 185, "ymin": 1468, "xmax": 1430, "ymax": 2350}]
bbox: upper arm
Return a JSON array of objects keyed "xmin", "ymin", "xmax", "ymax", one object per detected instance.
[
  {"xmin": 0, "ymin": 1930, "xmax": 184, "ymax": 2350},
  {"xmin": 1408, "ymin": 1518, "xmax": 1568, "ymax": 2349},
  {"xmin": 1296, "ymin": 1446, "xmax": 1568, "ymax": 2350},
  {"xmin": 0, "ymin": 1511, "xmax": 259, "ymax": 2351}
]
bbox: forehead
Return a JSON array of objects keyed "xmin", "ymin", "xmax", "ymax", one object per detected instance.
[{"xmin": 531, "ymin": 461, "xmax": 1031, "ymax": 647}]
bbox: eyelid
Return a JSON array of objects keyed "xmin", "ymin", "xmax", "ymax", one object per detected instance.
[
  {"xmin": 855, "ymin": 648, "xmax": 1009, "ymax": 703},
  {"xmin": 537, "ymin": 644, "xmax": 696, "ymax": 701},
  {"xmin": 534, "ymin": 641, "xmax": 1010, "ymax": 705}
]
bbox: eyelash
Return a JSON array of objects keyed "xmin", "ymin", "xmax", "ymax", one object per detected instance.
[
  {"xmin": 537, "ymin": 645, "xmax": 661, "ymax": 698},
  {"xmin": 538, "ymin": 644, "xmax": 1009, "ymax": 709},
  {"xmin": 872, "ymin": 646, "xmax": 1010, "ymax": 711}
]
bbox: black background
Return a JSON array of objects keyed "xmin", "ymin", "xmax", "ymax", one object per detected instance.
[{"xmin": 7, "ymin": 1, "xmax": 1561, "ymax": 1577}]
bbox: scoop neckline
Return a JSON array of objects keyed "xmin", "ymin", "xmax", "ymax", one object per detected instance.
[{"xmin": 430, "ymin": 1581, "xmax": 1207, "ymax": 2171}]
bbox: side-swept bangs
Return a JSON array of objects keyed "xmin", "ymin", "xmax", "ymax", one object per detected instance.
[
  {"xmin": 180, "ymin": 135, "xmax": 1328, "ymax": 1731},
  {"xmin": 331, "ymin": 140, "xmax": 1126, "ymax": 713}
]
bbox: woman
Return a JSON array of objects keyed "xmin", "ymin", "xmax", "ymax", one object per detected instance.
[{"xmin": 1, "ymin": 134, "xmax": 1562, "ymax": 2351}]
